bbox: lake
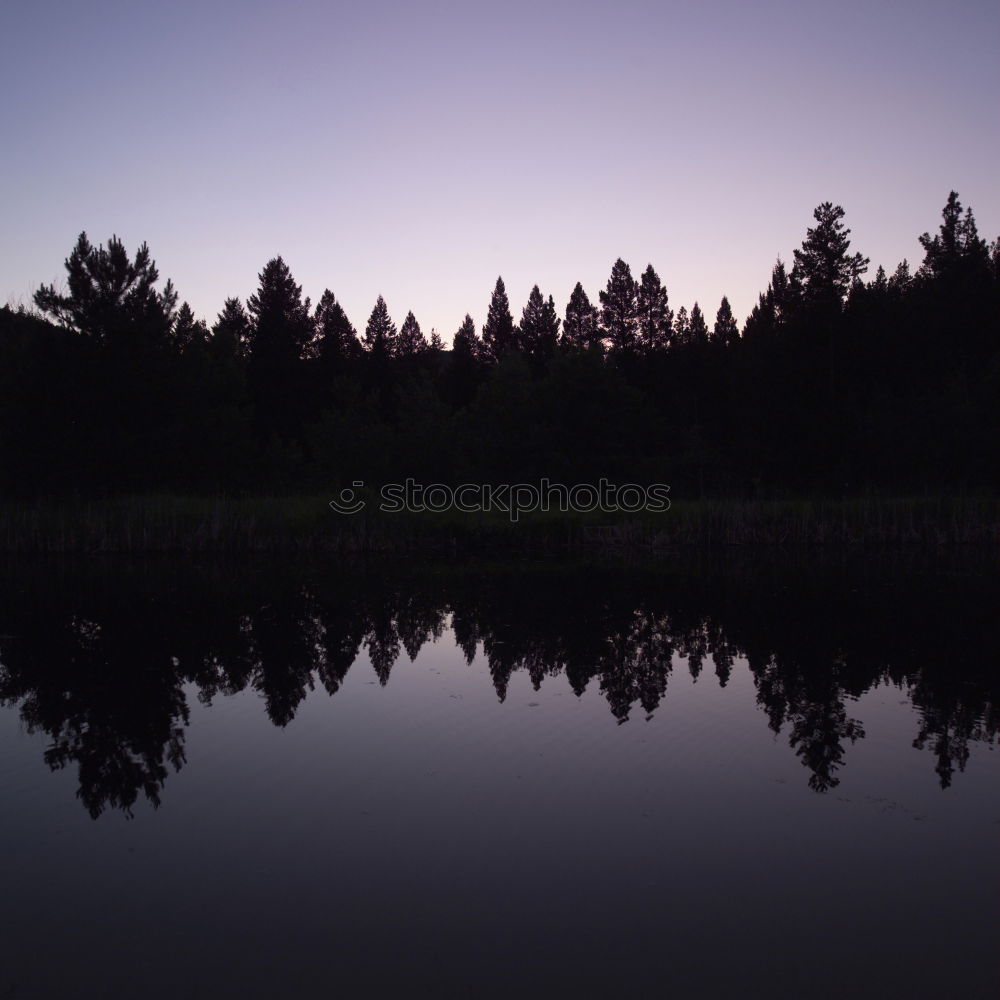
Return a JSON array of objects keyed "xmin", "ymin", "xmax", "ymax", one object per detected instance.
[{"xmin": 0, "ymin": 554, "xmax": 996, "ymax": 998}]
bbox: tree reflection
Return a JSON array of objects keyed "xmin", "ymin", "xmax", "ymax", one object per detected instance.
[{"xmin": 0, "ymin": 557, "xmax": 995, "ymax": 816}]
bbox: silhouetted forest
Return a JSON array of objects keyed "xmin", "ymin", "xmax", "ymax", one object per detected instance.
[
  {"xmin": 0, "ymin": 555, "xmax": 995, "ymax": 816},
  {"xmin": 2, "ymin": 192, "xmax": 996, "ymax": 498}
]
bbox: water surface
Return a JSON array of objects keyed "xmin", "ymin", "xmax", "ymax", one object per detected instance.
[{"xmin": 0, "ymin": 555, "xmax": 996, "ymax": 998}]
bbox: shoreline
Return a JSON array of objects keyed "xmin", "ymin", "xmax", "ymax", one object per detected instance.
[{"xmin": 0, "ymin": 494, "xmax": 995, "ymax": 553}]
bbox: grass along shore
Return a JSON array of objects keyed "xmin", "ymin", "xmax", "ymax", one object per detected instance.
[{"xmin": 0, "ymin": 494, "xmax": 995, "ymax": 553}]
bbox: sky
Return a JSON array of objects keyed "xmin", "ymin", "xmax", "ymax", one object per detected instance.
[{"xmin": 2, "ymin": 0, "xmax": 998, "ymax": 341}]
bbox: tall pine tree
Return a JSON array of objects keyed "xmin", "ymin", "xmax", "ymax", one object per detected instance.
[
  {"xmin": 599, "ymin": 258, "xmax": 638, "ymax": 354},
  {"xmin": 636, "ymin": 264, "xmax": 672, "ymax": 352},
  {"xmin": 711, "ymin": 296, "xmax": 739, "ymax": 347},
  {"xmin": 363, "ymin": 296, "xmax": 398, "ymax": 359},
  {"xmin": 562, "ymin": 282, "xmax": 601, "ymax": 352},
  {"xmin": 481, "ymin": 277, "xmax": 517, "ymax": 362},
  {"xmin": 688, "ymin": 303, "xmax": 708, "ymax": 345},
  {"xmin": 213, "ymin": 297, "xmax": 251, "ymax": 360},
  {"xmin": 398, "ymin": 311, "xmax": 429, "ymax": 356},
  {"xmin": 791, "ymin": 203, "xmax": 868, "ymax": 311},
  {"xmin": 314, "ymin": 289, "xmax": 359, "ymax": 367},
  {"xmin": 518, "ymin": 285, "xmax": 560, "ymax": 365}
]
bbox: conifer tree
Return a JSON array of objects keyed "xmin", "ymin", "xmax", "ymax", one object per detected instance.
[
  {"xmin": 791, "ymin": 203, "xmax": 868, "ymax": 310},
  {"xmin": 562, "ymin": 282, "xmax": 601, "ymax": 352},
  {"xmin": 688, "ymin": 303, "xmax": 709, "ymax": 345},
  {"xmin": 313, "ymin": 289, "xmax": 359, "ymax": 366},
  {"xmin": 769, "ymin": 259, "xmax": 797, "ymax": 325},
  {"xmin": 741, "ymin": 293, "xmax": 775, "ymax": 342},
  {"xmin": 452, "ymin": 314, "xmax": 480, "ymax": 359},
  {"xmin": 246, "ymin": 257, "xmax": 312, "ymax": 440},
  {"xmin": 673, "ymin": 305, "xmax": 689, "ymax": 346},
  {"xmin": 171, "ymin": 302, "xmax": 208, "ymax": 353},
  {"xmin": 398, "ymin": 310, "xmax": 428, "ymax": 356},
  {"xmin": 918, "ymin": 191, "xmax": 990, "ymax": 282},
  {"xmin": 213, "ymin": 297, "xmax": 251, "ymax": 359},
  {"xmin": 887, "ymin": 260, "xmax": 911, "ymax": 297},
  {"xmin": 428, "ymin": 328, "xmax": 445, "ymax": 351},
  {"xmin": 636, "ymin": 264, "xmax": 672, "ymax": 352},
  {"xmin": 518, "ymin": 285, "xmax": 560, "ymax": 364},
  {"xmin": 712, "ymin": 296, "xmax": 739, "ymax": 347},
  {"xmin": 363, "ymin": 296, "xmax": 398, "ymax": 359},
  {"xmin": 540, "ymin": 293, "xmax": 560, "ymax": 360},
  {"xmin": 246, "ymin": 256, "xmax": 312, "ymax": 362},
  {"xmin": 34, "ymin": 232, "xmax": 177, "ymax": 349},
  {"xmin": 599, "ymin": 258, "xmax": 638, "ymax": 353},
  {"xmin": 481, "ymin": 277, "xmax": 517, "ymax": 362}
]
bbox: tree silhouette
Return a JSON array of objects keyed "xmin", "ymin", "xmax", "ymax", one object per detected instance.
[
  {"xmin": 712, "ymin": 296, "xmax": 739, "ymax": 347},
  {"xmin": 398, "ymin": 310, "xmax": 429, "ymax": 356},
  {"xmin": 170, "ymin": 302, "xmax": 208, "ymax": 353},
  {"xmin": 363, "ymin": 295, "xmax": 398, "ymax": 359},
  {"xmin": 636, "ymin": 264, "xmax": 672, "ymax": 352},
  {"xmin": 453, "ymin": 313, "xmax": 479, "ymax": 359},
  {"xmin": 481, "ymin": 276, "xmax": 517, "ymax": 362},
  {"xmin": 673, "ymin": 305, "xmax": 689, "ymax": 345},
  {"xmin": 792, "ymin": 203, "xmax": 869, "ymax": 310},
  {"xmin": 247, "ymin": 256, "xmax": 312, "ymax": 360},
  {"xmin": 6, "ymin": 190, "xmax": 1000, "ymax": 500},
  {"xmin": 518, "ymin": 285, "xmax": 560, "ymax": 366},
  {"xmin": 246, "ymin": 256, "xmax": 312, "ymax": 441},
  {"xmin": 314, "ymin": 289, "xmax": 359, "ymax": 368},
  {"xmin": 599, "ymin": 258, "xmax": 638, "ymax": 354},
  {"xmin": 561, "ymin": 281, "xmax": 601, "ymax": 353},
  {"xmin": 34, "ymin": 231, "xmax": 177, "ymax": 349},
  {"xmin": 688, "ymin": 302, "xmax": 708, "ymax": 345},
  {"xmin": 212, "ymin": 297, "xmax": 251, "ymax": 359}
]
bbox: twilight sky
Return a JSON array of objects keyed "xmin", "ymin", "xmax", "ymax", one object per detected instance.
[{"xmin": 2, "ymin": 0, "xmax": 998, "ymax": 341}]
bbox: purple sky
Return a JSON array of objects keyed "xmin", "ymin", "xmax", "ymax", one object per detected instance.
[{"xmin": 3, "ymin": 0, "xmax": 998, "ymax": 341}]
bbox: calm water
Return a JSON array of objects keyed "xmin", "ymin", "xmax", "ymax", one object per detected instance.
[{"xmin": 0, "ymin": 555, "xmax": 996, "ymax": 998}]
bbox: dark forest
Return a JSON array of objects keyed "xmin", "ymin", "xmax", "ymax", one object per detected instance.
[{"xmin": 2, "ymin": 192, "xmax": 996, "ymax": 501}]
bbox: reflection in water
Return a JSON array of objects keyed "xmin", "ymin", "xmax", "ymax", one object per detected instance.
[{"xmin": 0, "ymin": 556, "xmax": 996, "ymax": 816}]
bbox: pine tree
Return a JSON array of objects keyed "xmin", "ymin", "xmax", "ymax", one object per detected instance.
[
  {"xmin": 398, "ymin": 311, "xmax": 428, "ymax": 356},
  {"xmin": 769, "ymin": 259, "xmax": 798, "ymax": 325},
  {"xmin": 636, "ymin": 264, "xmax": 672, "ymax": 352},
  {"xmin": 213, "ymin": 297, "xmax": 251, "ymax": 359},
  {"xmin": 428, "ymin": 328, "xmax": 445, "ymax": 351},
  {"xmin": 540, "ymin": 294, "xmax": 560, "ymax": 361},
  {"xmin": 246, "ymin": 257, "xmax": 312, "ymax": 362},
  {"xmin": 518, "ymin": 285, "xmax": 560, "ymax": 364},
  {"xmin": 445, "ymin": 314, "xmax": 482, "ymax": 409},
  {"xmin": 171, "ymin": 302, "xmax": 208, "ymax": 353},
  {"xmin": 887, "ymin": 259, "xmax": 911, "ymax": 297},
  {"xmin": 688, "ymin": 302, "xmax": 709, "ymax": 345},
  {"xmin": 711, "ymin": 296, "xmax": 739, "ymax": 347},
  {"xmin": 918, "ymin": 191, "xmax": 990, "ymax": 282},
  {"xmin": 791, "ymin": 203, "xmax": 869, "ymax": 310},
  {"xmin": 34, "ymin": 232, "xmax": 177, "ymax": 349},
  {"xmin": 313, "ymin": 289, "xmax": 359, "ymax": 366},
  {"xmin": 561, "ymin": 282, "xmax": 601, "ymax": 352},
  {"xmin": 452, "ymin": 314, "xmax": 480, "ymax": 359},
  {"xmin": 363, "ymin": 296, "xmax": 398, "ymax": 359},
  {"xmin": 673, "ymin": 305, "xmax": 689, "ymax": 346},
  {"xmin": 246, "ymin": 257, "xmax": 312, "ymax": 440},
  {"xmin": 599, "ymin": 258, "xmax": 638, "ymax": 353},
  {"xmin": 481, "ymin": 277, "xmax": 517, "ymax": 362}
]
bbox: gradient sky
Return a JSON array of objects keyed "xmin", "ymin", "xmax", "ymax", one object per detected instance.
[{"xmin": 3, "ymin": 0, "xmax": 998, "ymax": 341}]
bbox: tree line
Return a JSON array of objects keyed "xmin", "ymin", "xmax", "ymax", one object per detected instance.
[{"xmin": 1, "ymin": 192, "xmax": 996, "ymax": 497}]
